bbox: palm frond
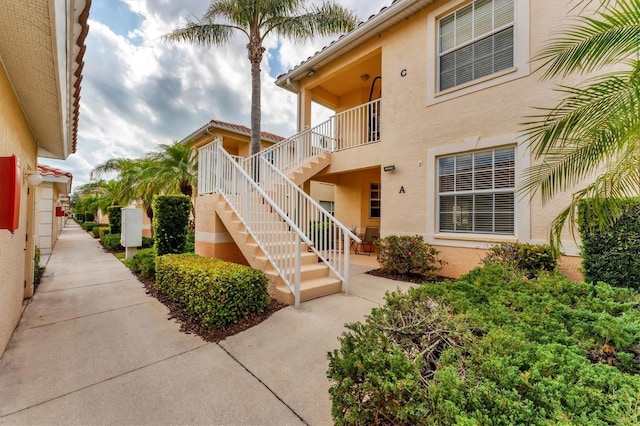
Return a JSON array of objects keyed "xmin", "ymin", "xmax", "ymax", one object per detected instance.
[
  {"xmin": 535, "ymin": 0, "xmax": 640, "ymax": 78},
  {"xmin": 265, "ymin": 1, "xmax": 357, "ymax": 40},
  {"xmin": 521, "ymin": 64, "xmax": 640, "ymax": 202}
]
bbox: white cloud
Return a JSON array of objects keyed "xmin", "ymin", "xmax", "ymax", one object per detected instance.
[{"xmin": 40, "ymin": 0, "xmax": 394, "ymax": 191}]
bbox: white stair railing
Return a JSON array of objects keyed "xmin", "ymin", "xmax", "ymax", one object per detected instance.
[
  {"xmin": 255, "ymin": 156, "xmax": 359, "ymax": 289},
  {"xmin": 200, "ymin": 139, "xmax": 315, "ymax": 307},
  {"xmin": 253, "ymin": 98, "xmax": 381, "ymax": 175}
]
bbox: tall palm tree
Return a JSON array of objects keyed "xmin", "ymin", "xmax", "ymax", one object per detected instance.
[
  {"xmin": 164, "ymin": 0, "xmax": 357, "ymax": 157},
  {"xmin": 522, "ymin": 0, "xmax": 640, "ymax": 250}
]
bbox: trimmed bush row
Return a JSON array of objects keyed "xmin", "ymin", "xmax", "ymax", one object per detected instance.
[
  {"xmin": 125, "ymin": 248, "xmax": 156, "ymax": 279},
  {"xmin": 155, "ymin": 254, "xmax": 269, "ymax": 328},
  {"xmin": 328, "ymin": 264, "xmax": 640, "ymax": 425},
  {"xmin": 579, "ymin": 198, "xmax": 640, "ymax": 290}
]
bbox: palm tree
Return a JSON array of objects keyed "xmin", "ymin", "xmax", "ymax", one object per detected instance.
[
  {"xmin": 522, "ymin": 0, "xmax": 640, "ymax": 250},
  {"xmin": 144, "ymin": 140, "xmax": 198, "ymax": 198},
  {"xmin": 91, "ymin": 157, "xmax": 164, "ymax": 224},
  {"xmin": 164, "ymin": 0, "xmax": 357, "ymax": 157}
]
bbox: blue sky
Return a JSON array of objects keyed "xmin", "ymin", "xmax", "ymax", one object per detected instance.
[{"xmin": 39, "ymin": 0, "xmax": 389, "ymax": 191}]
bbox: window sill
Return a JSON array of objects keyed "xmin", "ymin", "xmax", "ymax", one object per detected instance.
[
  {"xmin": 434, "ymin": 233, "xmax": 518, "ymax": 244},
  {"xmin": 434, "ymin": 67, "xmax": 518, "ymax": 98}
]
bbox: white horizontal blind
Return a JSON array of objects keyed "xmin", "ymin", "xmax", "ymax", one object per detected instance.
[
  {"xmin": 438, "ymin": 147, "xmax": 515, "ymax": 234},
  {"xmin": 439, "ymin": 0, "xmax": 514, "ymax": 91}
]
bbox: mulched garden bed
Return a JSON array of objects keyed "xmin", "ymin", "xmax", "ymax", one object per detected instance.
[{"xmin": 137, "ymin": 276, "xmax": 287, "ymax": 343}]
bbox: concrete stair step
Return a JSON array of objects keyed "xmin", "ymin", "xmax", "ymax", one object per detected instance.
[{"xmin": 276, "ymin": 276, "xmax": 343, "ymax": 304}]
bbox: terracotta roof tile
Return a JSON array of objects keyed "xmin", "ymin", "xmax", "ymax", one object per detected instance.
[{"xmin": 38, "ymin": 164, "xmax": 73, "ymax": 179}]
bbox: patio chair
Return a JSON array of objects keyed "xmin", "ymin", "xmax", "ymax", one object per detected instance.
[{"xmin": 360, "ymin": 226, "xmax": 379, "ymax": 256}]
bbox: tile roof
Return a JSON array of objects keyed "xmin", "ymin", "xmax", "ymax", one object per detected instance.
[
  {"xmin": 181, "ymin": 119, "xmax": 286, "ymax": 145},
  {"xmin": 72, "ymin": 0, "xmax": 91, "ymax": 154},
  {"xmin": 38, "ymin": 164, "xmax": 73, "ymax": 180}
]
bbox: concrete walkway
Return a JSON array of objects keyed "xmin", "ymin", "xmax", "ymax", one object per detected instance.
[{"xmin": 0, "ymin": 221, "xmax": 413, "ymax": 425}]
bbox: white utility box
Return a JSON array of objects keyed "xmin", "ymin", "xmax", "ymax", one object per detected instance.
[{"xmin": 121, "ymin": 207, "xmax": 142, "ymax": 258}]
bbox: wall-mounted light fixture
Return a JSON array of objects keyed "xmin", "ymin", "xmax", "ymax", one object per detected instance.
[
  {"xmin": 25, "ymin": 170, "xmax": 43, "ymax": 186},
  {"xmin": 306, "ymin": 69, "xmax": 316, "ymax": 77},
  {"xmin": 383, "ymin": 165, "xmax": 396, "ymax": 172}
]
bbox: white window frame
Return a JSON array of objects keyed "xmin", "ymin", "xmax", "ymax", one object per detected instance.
[
  {"xmin": 425, "ymin": 134, "xmax": 531, "ymax": 248},
  {"xmin": 426, "ymin": 0, "xmax": 529, "ymax": 105},
  {"xmin": 438, "ymin": 147, "xmax": 516, "ymax": 235}
]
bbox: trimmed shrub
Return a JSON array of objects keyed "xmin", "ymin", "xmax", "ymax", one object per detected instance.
[
  {"xmin": 185, "ymin": 233, "xmax": 195, "ymax": 253},
  {"xmin": 125, "ymin": 248, "xmax": 156, "ymax": 278},
  {"xmin": 102, "ymin": 233, "xmax": 123, "ymax": 251},
  {"xmin": 81, "ymin": 221, "xmax": 97, "ymax": 232},
  {"xmin": 482, "ymin": 242, "xmax": 557, "ymax": 278},
  {"xmin": 328, "ymin": 264, "xmax": 640, "ymax": 425},
  {"xmin": 84, "ymin": 212, "xmax": 95, "ymax": 222},
  {"xmin": 142, "ymin": 236, "xmax": 154, "ymax": 248},
  {"xmin": 579, "ymin": 199, "xmax": 640, "ymax": 290},
  {"xmin": 377, "ymin": 235, "xmax": 445, "ymax": 278},
  {"xmin": 155, "ymin": 254, "xmax": 269, "ymax": 328},
  {"xmin": 108, "ymin": 206, "xmax": 121, "ymax": 234},
  {"xmin": 92, "ymin": 225, "xmax": 109, "ymax": 238},
  {"xmin": 153, "ymin": 196, "xmax": 190, "ymax": 256},
  {"xmin": 33, "ymin": 246, "xmax": 44, "ymax": 289},
  {"xmin": 75, "ymin": 213, "xmax": 85, "ymax": 223},
  {"xmin": 98, "ymin": 227, "xmax": 111, "ymax": 240}
]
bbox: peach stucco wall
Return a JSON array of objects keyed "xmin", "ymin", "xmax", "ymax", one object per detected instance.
[
  {"xmin": 304, "ymin": 0, "xmax": 589, "ymax": 267},
  {"xmin": 194, "ymin": 193, "xmax": 248, "ymax": 266},
  {"xmin": 0, "ymin": 64, "xmax": 38, "ymax": 355}
]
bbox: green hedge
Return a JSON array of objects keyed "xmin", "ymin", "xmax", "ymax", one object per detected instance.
[
  {"xmin": 153, "ymin": 196, "xmax": 190, "ymax": 256},
  {"xmin": 579, "ymin": 199, "xmax": 640, "ymax": 290},
  {"xmin": 377, "ymin": 235, "xmax": 445, "ymax": 278},
  {"xmin": 327, "ymin": 264, "xmax": 640, "ymax": 425},
  {"xmin": 81, "ymin": 221, "xmax": 97, "ymax": 232},
  {"xmin": 33, "ymin": 246, "xmax": 44, "ymax": 289},
  {"xmin": 84, "ymin": 212, "xmax": 95, "ymax": 222},
  {"xmin": 482, "ymin": 242, "xmax": 557, "ymax": 278},
  {"xmin": 125, "ymin": 248, "xmax": 156, "ymax": 279},
  {"xmin": 92, "ymin": 225, "xmax": 109, "ymax": 239},
  {"xmin": 142, "ymin": 236, "xmax": 154, "ymax": 248},
  {"xmin": 75, "ymin": 213, "xmax": 85, "ymax": 223},
  {"xmin": 102, "ymin": 233, "xmax": 123, "ymax": 251},
  {"xmin": 108, "ymin": 206, "xmax": 121, "ymax": 234},
  {"xmin": 155, "ymin": 254, "xmax": 269, "ymax": 328},
  {"xmin": 98, "ymin": 227, "xmax": 111, "ymax": 240}
]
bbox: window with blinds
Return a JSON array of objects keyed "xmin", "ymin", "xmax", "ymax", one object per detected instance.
[
  {"xmin": 438, "ymin": 0, "xmax": 514, "ymax": 91},
  {"xmin": 438, "ymin": 147, "xmax": 515, "ymax": 234}
]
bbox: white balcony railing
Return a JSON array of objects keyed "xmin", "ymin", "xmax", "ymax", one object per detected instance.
[{"xmin": 251, "ymin": 98, "xmax": 381, "ymax": 175}]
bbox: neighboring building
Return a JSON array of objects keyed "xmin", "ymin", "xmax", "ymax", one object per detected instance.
[
  {"xmin": 182, "ymin": 119, "xmax": 283, "ymax": 263},
  {"xmin": 35, "ymin": 164, "xmax": 73, "ymax": 258},
  {"xmin": 196, "ymin": 0, "xmax": 588, "ymax": 306},
  {"xmin": 0, "ymin": 1, "xmax": 89, "ymax": 355}
]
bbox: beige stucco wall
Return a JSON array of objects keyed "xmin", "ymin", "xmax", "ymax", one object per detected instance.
[
  {"xmin": 194, "ymin": 193, "xmax": 248, "ymax": 265},
  {"xmin": 0, "ymin": 64, "xmax": 38, "ymax": 355},
  {"xmin": 303, "ymin": 0, "xmax": 590, "ymax": 268}
]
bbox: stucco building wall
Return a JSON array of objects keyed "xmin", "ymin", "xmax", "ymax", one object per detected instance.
[{"xmin": 0, "ymin": 65, "xmax": 38, "ymax": 354}]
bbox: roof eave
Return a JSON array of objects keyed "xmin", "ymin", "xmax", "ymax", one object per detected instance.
[{"xmin": 275, "ymin": 0, "xmax": 435, "ymax": 94}]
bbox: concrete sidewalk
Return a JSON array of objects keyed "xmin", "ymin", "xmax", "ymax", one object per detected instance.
[{"xmin": 0, "ymin": 221, "xmax": 413, "ymax": 425}]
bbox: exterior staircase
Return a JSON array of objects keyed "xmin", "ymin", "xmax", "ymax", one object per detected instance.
[
  {"xmin": 197, "ymin": 99, "xmax": 381, "ymax": 306},
  {"xmin": 286, "ymin": 152, "xmax": 331, "ymax": 186},
  {"xmin": 213, "ymin": 193, "xmax": 342, "ymax": 304}
]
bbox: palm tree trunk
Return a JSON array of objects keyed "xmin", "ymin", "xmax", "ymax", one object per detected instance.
[{"xmin": 250, "ymin": 58, "xmax": 261, "ymax": 157}]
